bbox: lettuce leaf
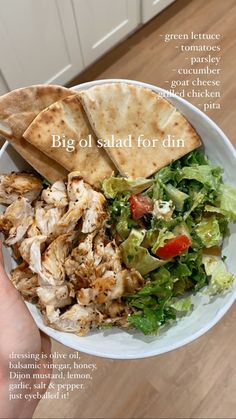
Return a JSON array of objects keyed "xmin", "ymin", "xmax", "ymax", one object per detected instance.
[
  {"xmin": 120, "ymin": 229, "xmax": 167, "ymax": 275},
  {"xmin": 177, "ymin": 150, "xmax": 209, "ymax": 166},
  {"xmin": 155, "ymin": 166, "xmax": 174, "ymax": 184},
  {"xmin": 102, "ymin": 177, "xmax": 153, "ymax": 198},
  {"xmin": 217, "ymin": 185, "xmax": 236, "ymax": 221},
  {"xmin": 204, "ymin": 184, "xmax": 236, "ymax": 222},
  {"xmin": 164, "ymin": 183, "xmax": 189, "ymax": 211},
  {"xmin": 177, "ymin": 165, "xmax": 222, "ymax": 190},
  {"xmin": 170, "ymin": 296, "xmax": 192, "ymax": 312},
  {"xmin": 213, "ymin": 184, "xmax": 236, "ymax": 222},
  {"xmin": 151, "ymin": 228, "xmax": 175, "ymax": 253},
  {"xmin": 116, "ymin": 206, "xmax": 134, "ymax": 240},
  {"xmin": 127, "ymin": 268, "xmax": 176, "ymax": 334},
  {"xmin": 127, "ymin": 269, "xmax": 192, "ymax": 334},
  {"xmin": 178, "ymin": 250, "xmax": 207, "ymax": 290},
  {"xmin": 203, "ymin": 255, "xmax": 234, "ymax": 294},
  {"xmin": 173, "ymin": 221, "xmax": 191, "ymax": 240},
  {"xmin": 195, "ymin": 216, "xmax": 222, "ymax": 248},
  {"xmin": 183, "ymin": 191, "xmax": 205, "ymax": 221},
  {"xmin": 128, "ymin": 305, "xmax": 176, "ymax": 335}
]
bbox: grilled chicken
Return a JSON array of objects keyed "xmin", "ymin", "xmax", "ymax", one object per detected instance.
[
  {"xmin": 78, "ymin": 269, "xmax": 144, "ymax": 305},
  {"xmin": 93, "ymin": 230, "xmax": 105, "ymax": 266},
  {"xmin": 1, "ymin": 170, "xmax": 145, "ymax": 336},
  {"xmin": 50, "ymin": 304, "xmax": 99, "ymax": 335},
  {"xmin": 0, "ymin": 197, "xmax": 34, "ymax": 245},
  {"xmin": 95, "ymin": 241, "xmax": 122, "ymax": 277},
  {"xmin": 0, "ymin": 172, "xmax": 42, "ymax": 205},
  {"xmin": 19, "ymin": 235, "xmax": 47, "ymax": 264},
  {"xmin": 27, "ymin": 221, "xmax": 41, "ymax": 237},
  {"xmin": 11, "ymin": 262, "xmax": 39, "ymax": 303},
  {"xmin": 65, "ymin": 232, "xmax": 96, "ymax": 288},
  {"xmin": 41, "ymin": 180, "xmax": 68, "ymax": 208},
  {"xmin": 53, "ymin": 174, "xmax": 89, "ymax": 236},
  {"xmin": 82, "ymin": 188, "xmax": 107, "ymax": 233},
  {"xmin": 35, "ymin": 203, "xmax": 65, "ymax": 237},
  {"xmin": 30, "ymin": 233, "xmax": 75, "ymax": 286},
  {"xmin": 37, "ymin": 284, "xmax": 72, "ymax": 308}
]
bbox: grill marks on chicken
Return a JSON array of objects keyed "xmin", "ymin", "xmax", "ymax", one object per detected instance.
[
  {"xmin": 0, "ymin": 172, "xmax": 42, "ymax": 205},
  {"xmin": 35, "ymin": 203, "xmax": 65, "ymax": 237},
  {"xmin": 11, "ymin": 262, "xmax": 39, "ymax": 303},
  {"xmin": 0, "ymin": 171, "xmax": 144, "ymax": 336},
  {"xmin": 0, "ymin": 197, "xmax": 34, "ymax": 245},
  {"xmin": 41, "ymin": 180, "xmax": 68, "ymax": 208}
]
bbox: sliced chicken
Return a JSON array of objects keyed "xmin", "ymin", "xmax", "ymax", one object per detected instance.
[
  {"xmin": 67, "ymin": 172, "xmax": 85, "ymax": 201},
  {"xmin": 82, "ymin": 188, "xmax": 107, "ymax": 233},
  {"xmin": 11, "ymin": 262, "xmax": 39, "ymax": 303},
  {"xmin": 100, "ymin": 300, "xmax": 132, "ymax": 327},
  {"xmin": 53, "ymin": 175, "xmax": 89, "ymax": 236},
  {"xmin": 93, "ymin": 229, "xmax": 105, "ymax": 266},
  {"xmin": 35, "ymin": 203, "xmax": 65, "ymax": 237},
  {"xmin": 31, "ymin": 233, "xmax": 75, "ymax": 286},
  {"xmin": 0, "ymin": 172, "xmax": 42, "ymax": 205},
  {"xmin": 0, "ymin": 197, "xmax": 34, "ymax": 245},
  {"xmin": 50, "ymin": 304, "xmax": 99, "ymax": 335},
  {"xmin": 104, "ymin": 300, "xmax": 130, "ymax": 319},
  {"xmin": 19, "ymin": 235, "xmax": 47, "ymax": 264},
  {"xmin": 95, "ymin": 241, "xmax": 122, "ymax": 277},
  {"xmin": 65, "ymin": 232, "xmax": 96, "ymax": 288},
  {"xmin": 41, "ymin": 180, "xmax": 68, "ymax": 208},
  {"xmin": 27, "ymin": 221, "xmax": 41, "ymax": 237},
  {"xmin": 77, "ymin": 269, "xmax": 144, "ymax": 305},
  {"xmin": 45, "ymin": 305, "xmax": 60, "ymax": 324},
  {"xmin": 37, "ymin": 284, "xmax": 72, "ymax": 308},
  {"xmin": 0, "ymin": 170, "xmax": 145, "ymax": 337}
]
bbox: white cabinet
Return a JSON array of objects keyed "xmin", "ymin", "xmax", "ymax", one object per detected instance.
[
  {"xmin": 73, "ymin": 0, "xmax": 140, "ymax": 67},
  {"xmin": 141, "ymin": 0, "xmax": 175, "ymax": 24},
  {"xmin": 0, "ymin": 0, "xmax": 84, "ymax": 89},
  {"xmin": 0, "ymin": 0, "xmax": 176, "ymax": 89}
]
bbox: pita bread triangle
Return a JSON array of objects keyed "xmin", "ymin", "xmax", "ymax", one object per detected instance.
[
  {"xmin": 78, "ymin": 83, "xmax": 201, "ymax": 178},
  {"xmin": 0, "ymin": 84, "xmax": 73, "ymax": 140},
  {"xmin": 23, "ymin": 94, "xmax": 115, "ymax": 186},
  {"xmin": 0, "ymin": 84, "xmax": 73, "ymax": 182},
  {"xmin": 11, "ymin": 138, "xmax": 68, "ymax": 183}
]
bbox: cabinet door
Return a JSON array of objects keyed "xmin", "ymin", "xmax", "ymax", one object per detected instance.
[
  {"xmin": 142, "ymin": 0, "xmax": 175, "ymax": 24},
  {"xmin": 0, "ymin": 0, "xmax": 84, "ymax": 89},
  {"xmin": 73, "ymin": 0, "xmax": 140, "ymax": 67}
]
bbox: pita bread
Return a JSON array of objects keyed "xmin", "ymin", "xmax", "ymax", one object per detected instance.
[
  {"xmin": 0, "ymin": 84, "xmax": 72, "ymax": 182},
  {"xmin": 0, "ymin": 84, "xmax": 73, "ymax": 140},
  {"xmin": 9, "ymin": 137, "xmax": 68, "ymax": 183},
  {"xmin": 78, "ymin": 83, "xmax": 201, "ymax": 178},
  {"xmin": 23, "ymin": 95, "xmax": 115, "ymax": 186}
]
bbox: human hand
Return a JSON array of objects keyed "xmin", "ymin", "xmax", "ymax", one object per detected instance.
[{"xmin": 0, "ymin": 242, "xmax": 51, "ymax": 419}]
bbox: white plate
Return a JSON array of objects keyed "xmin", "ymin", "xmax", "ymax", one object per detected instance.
[{"xmin": 1, "ymin": 79, "xmax": 236, "ymax": 359}]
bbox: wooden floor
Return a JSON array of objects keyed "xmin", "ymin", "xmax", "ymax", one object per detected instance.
[{"xmin": 34, "ymin": 0, "xmax": 236, "ymax": 418}]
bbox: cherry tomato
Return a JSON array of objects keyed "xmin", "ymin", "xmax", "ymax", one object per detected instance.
[
  {"xmin": 129, "ymin": 194, "xmax": 153, "ymax": 220},
  {"xmin": 156, "ymin": 235, "xmax": 191, "ymax": 260}
]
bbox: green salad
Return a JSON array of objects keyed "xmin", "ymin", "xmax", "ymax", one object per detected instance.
[{"xmin": 102, "ymin": 150, "xmax": 236, "ymax": 335}]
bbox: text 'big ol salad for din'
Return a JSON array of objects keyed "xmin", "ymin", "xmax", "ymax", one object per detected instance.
[{"xmin": 0, "ymin": 83, "xmax": 235, "ymax": 336}]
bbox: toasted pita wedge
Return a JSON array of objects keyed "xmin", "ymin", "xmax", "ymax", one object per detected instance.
[
  {"xmin": 0, "ymin": 84, "xmax": 72, "ymax": 181},
  {"xmin": 0, "ymin": 84, "xmax": 73, "ymax": 140},
  {"xmin": 23, "ymin": 95, "xmax": 115, "ymax": 187},
  {"xmin": 10, "ymin": 138, "xmax": 68, "ymax": 183},
  {"xmin": 78, "ymin": 83, "xmax": 201, "ymax": 178}
]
